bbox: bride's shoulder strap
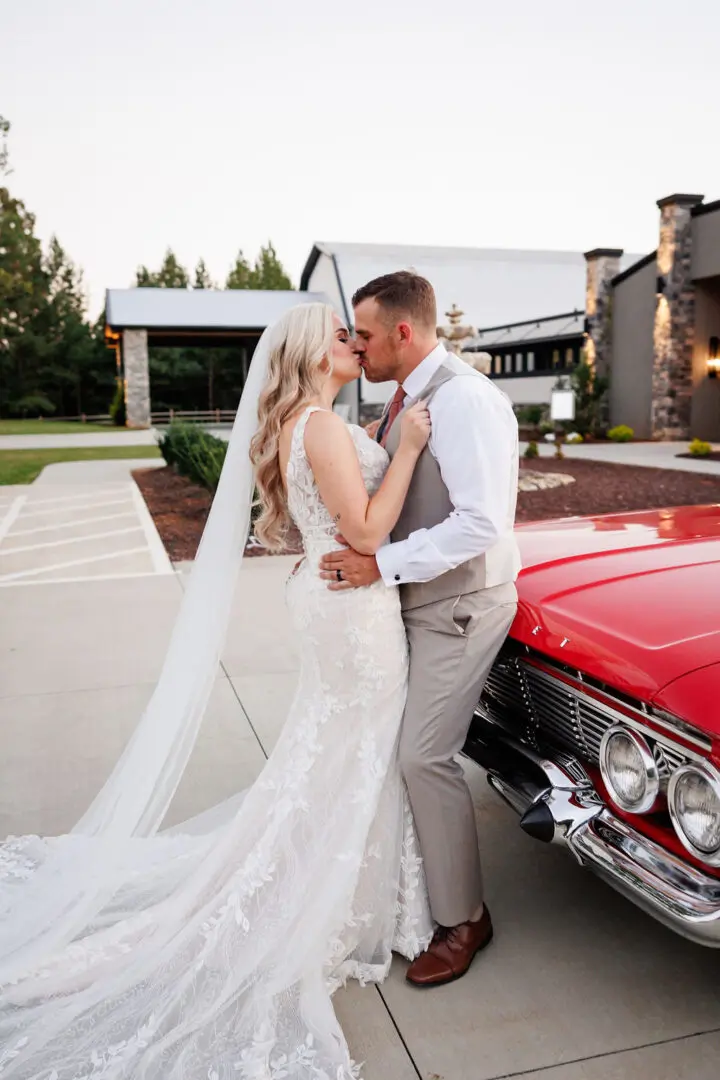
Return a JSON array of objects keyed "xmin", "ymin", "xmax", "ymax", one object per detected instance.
[{"xmin": 293, "ymin": 404, "xmax": 333, "ymax": 443}]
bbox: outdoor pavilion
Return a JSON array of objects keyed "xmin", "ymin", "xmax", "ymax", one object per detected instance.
[{"xmin": 105, "ymin": 288, "xmax": 331, "ymax": 428}]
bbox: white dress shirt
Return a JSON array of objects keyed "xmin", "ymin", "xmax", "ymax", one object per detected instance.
[{"xmin": 375, "ymin": 343, "xmax": 521, "ymax": 587}]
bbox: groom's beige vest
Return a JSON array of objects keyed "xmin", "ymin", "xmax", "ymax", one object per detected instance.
[{"xmin": 383, "ymin": 355, "xmax": 521, "ymax": 612}]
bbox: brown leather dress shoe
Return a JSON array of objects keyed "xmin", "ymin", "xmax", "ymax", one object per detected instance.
[{"xmin": 406, "ymin": 907, "xmax": 494, "ymax": 988}]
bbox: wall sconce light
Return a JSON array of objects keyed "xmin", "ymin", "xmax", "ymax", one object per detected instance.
[
  {"xmin": 656, "ymin": 274, "xmax": 667, "ymax": 295},
  {"xmin": 709, "ymin": 336, "xmax": 720, "ymax": 379}
]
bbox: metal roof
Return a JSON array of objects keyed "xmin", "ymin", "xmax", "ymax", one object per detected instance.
[
  {"xmin": 468, "ymin": 311, "xmax": 585, "ymax": 350},
  {"xmin": 105, "ymin": 288, "xmax": 329, "ymax": 331},
  {"xmin": 301, "ymin": 242, "xmax": 642, "ymax": 329}
]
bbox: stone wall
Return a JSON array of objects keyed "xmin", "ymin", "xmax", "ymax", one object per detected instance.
[
  {"xmin": 584, "ymin": 249, "xmax": 623, "ymax": 379},
  {"xmin": 123, "ymin": 329, "xmax": 151, "ymax": 429},
  {"xmin": 651, "ymin": 195, "xmax": 703, "ymax": 439}
]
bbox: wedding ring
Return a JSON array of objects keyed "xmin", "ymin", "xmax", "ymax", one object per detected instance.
[{"xmin": 336, "ymin": 569, "xmax": 343, "ymax": 583}]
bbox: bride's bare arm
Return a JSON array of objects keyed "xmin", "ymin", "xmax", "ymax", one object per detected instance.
[{"xmin": 303, "ymin": 406, "xmax": 430, "ymax": 556}]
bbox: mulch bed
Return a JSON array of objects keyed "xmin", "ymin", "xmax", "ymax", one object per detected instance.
[
  {"xmin": 516, "ymin": 457, "xmax": 720, "ymax": 522},
  {"xmin": 134, "ymin": 461, "xmax": 720, "ymax": 562},
  {"xmin": 676, "ymin": 451, "xmax": 720, "ymax": 462},
  {"xmin": 132, "ymin": 467, "xmax": 302, "ymax": 562}
]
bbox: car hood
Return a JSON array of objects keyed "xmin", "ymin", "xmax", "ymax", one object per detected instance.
[
  {"xmin": 512, "ymin": 505, "xmax": 720, "ymax": 705},
  {"xmin": 652, "ymin": 662, "xmax": 720, "ymax": 733}
]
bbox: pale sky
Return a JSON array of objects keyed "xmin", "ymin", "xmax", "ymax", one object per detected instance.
[{"xmin": 3, "ymin": 0, "xmax": 718, "ymax": 316}]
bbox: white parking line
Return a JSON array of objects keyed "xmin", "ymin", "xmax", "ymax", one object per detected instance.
[
  {"xmin": 18, "ymin": 497, "xmax": 133, "ymax": 520},
  {"xmin": 21, "ymin": 488, "xmax": 128, "ymax": 507},
  {"xmin": 0, "ymin": 570, "xmax": 166, "ymax": 588},
  {"xmin": 0, "ymin": 496, "xmax": 27, "ymax": 543},
  {"xmin": 7, "ymin": 510, "xmax": 137, "ymax": 538},
  {"xmin": 0, "ymin": 526, "xmax": 144, "ymax": 556},
  {"xmin": 0, "ymin": 547, "xmax": 149, "ymax": 583},
  {"xmin": 131, "ymin": 482, "xmax": 173, "ymax": 575}
]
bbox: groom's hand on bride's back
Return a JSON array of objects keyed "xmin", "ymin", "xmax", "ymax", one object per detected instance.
[{"xmin": 319, "ymin": 537, "xmax": 382, "ymax": 590}]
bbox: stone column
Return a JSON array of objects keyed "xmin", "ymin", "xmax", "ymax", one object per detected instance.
[
  {"xmin": 123, "ymin": 329, "xmax": 151, "ymax": 429},
  {"xmin": 651, "ymin": 193, "xmax": 704, "ymax": 439},
  {"xmin": 584, "ymin": 248, "xmax": 624, "ymax": 378}
]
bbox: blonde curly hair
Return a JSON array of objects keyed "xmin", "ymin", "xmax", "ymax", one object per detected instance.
[{"xmin": 249, "ymin": 302, "xmax": 336, "ymax": 551}]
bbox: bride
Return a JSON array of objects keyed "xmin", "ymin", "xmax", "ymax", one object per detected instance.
[{"xmin": 0, "ymin": 303, "xmax": 435, "ymax": 1079}]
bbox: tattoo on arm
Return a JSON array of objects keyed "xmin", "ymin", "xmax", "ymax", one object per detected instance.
[{"xmin": 333, "ymin": 512, "xmax": 341, "ymax": 523}]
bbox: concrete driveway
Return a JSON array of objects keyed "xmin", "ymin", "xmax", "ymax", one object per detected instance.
[{"xmin": 1, "ymin": 503, "xmax": 720, "ymax": 1077}]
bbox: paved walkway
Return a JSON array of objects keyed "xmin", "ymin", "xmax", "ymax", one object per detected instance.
[
  {"xmin": 524, "ymin": 438, "xmax": 720, "ymax": 474},
  {"xmin": 1, "ymin": 462, "xmax": 720, "ymax": 1077}
]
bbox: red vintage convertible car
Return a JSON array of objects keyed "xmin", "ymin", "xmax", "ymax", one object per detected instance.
[{"xmin": 465, "ymin": 503, "xmax": 720, "ymax": 945}]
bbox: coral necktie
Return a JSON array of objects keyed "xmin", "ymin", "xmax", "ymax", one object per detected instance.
[{"xmin": 379, "ymin": 386, "xmax": 407, "ymax": 448}]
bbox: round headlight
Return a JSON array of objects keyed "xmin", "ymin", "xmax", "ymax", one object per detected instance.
[
  {"xmin": 599, "ymin": 726, "xmax": 660, "ymax": 814},
  {"xmin": 668, "ymin": 763, "xmax": 720, "ymax": 864}
]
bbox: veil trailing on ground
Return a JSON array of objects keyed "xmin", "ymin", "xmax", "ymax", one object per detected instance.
[
  {"xmin": 0, "ymin": 301, "xmax": 433, "ymax": 1080},
  {"xmin": 0, "ymin": 316, "xmax": 277, "ymax": 983}
]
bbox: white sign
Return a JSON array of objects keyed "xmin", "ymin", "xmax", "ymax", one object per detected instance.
[{"xmin": 550, "ymin": 389, "xmax": 576, "ymax": 422}]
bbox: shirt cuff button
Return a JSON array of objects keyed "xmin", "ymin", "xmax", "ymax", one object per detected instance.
[{"xmin": 394, "ymin": 574, "xmax": 400, "ymax": 581}]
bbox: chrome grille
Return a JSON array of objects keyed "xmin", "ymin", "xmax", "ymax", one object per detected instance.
[{"xmin": 481, "ymin": 651, "xmax": 693, "ymax": 772}]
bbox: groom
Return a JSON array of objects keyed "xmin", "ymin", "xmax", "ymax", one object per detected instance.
[{"xmin": 320, "ymin": 272, "xmax": 521, "ymax": 987}]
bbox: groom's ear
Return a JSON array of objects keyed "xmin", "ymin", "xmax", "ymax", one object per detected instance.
[{"xmin": 396, "ymin": 320, "xmax": 413, "ymax": 346}]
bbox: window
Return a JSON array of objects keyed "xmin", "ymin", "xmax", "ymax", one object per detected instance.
[
  {"xmin": 566, "ymin": 347, "xmax": 575, "ymax": 368},
  {"xmin": 515, "ymin": 353, "xmax": 523, "ymax": 373},
  {"xmin": 504, "ymin": 354, "xmax": 512, "ymax": 373},
  {"xmin": 494, "ymin": 355, "xmax": 502, "ymax": 375},
  {"xmin": 527, "ymin": 351, "xmax": 535, "ymax": 372},
  {"xmin": 552, "ymin": 350, "xmax": 560, "ymax": 369}
]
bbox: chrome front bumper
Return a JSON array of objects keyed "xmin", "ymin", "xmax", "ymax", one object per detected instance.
[{"xmin": 465, "ymin": 710, "xmax": 720, "ymax": 947}]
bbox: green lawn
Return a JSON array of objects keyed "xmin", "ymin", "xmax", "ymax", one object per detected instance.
[
  {"xmin": 0, "ymin": 446, "xmax": 161, "ymax": 486},
  {"xmin": 0, "ymin": 419, "xmax": 120, "ymax": 435}
]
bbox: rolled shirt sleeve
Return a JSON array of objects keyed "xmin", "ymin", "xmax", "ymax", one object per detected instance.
[{"xmin": 375, "ymin": 376, "xmax": 518, "ymax": 585}]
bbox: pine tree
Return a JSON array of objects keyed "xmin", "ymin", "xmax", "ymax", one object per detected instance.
[
  {"xmin": 193, "ymin": 258, "xmax": 215, "ymax": 290},
  {"xmin": 0, "ymin": 186, "xmax": 51, "ymax": 415},
  {"xmin": 225, "ymin": 249, "xmax": 252, "ymax": 290},
  {"xmin": 135, "ymin": 249, "xmax": 190, "ymax": 288},
  {"xmin": 42, "ymin": 237, "xmax": 109, "ymax": 416},
  {"xmin": 0, "ymin": 115, "xmax": 11, "ymax": 178},
  {"xmin": 248, "ymin": 242, "xmax": 293, "ymax": 290}
]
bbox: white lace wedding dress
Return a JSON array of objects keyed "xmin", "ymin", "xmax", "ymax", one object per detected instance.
[{"xmin": 0, "ymin": 406, "xmax": 433, "ymax": 1080}]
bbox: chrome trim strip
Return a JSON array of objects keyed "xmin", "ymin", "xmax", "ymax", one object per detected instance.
[
  {"xmin": 466, "ymin": 714, "xmax": 720, "ymax": 947},
  {"xmin": 522, "ymin": 660, "xmax": 711, "ymax": 758}
]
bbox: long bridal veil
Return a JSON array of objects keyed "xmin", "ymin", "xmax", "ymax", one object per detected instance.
[
  {"xmin": 0, "ymin": 314, "xmax": 276, "ymax": 985},
  {"xmin": 0, "ymin": 302, "xmax": 433, "ymax": 1080}
]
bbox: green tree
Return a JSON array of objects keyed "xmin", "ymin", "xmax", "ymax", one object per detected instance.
[
  {"xmin": 248, "ymin": 242, "xmax": 293, "ymax": 290},
  {"xmin": 136, "ymin": 248, "xmax": 190, "ymax": 288},
  {"xmin": 42, "ymin": 237, "xmax": 111, "ymax": 416},
  {"xmin": 225, "ymin": 249, "xmax": 252, "ymax": 290},
  {"xmin": 193, "ymin": 258, "xmax": 215, "ymax": 290},
  {"xmin": 555, "ymin": 356, "xmax": 610, "ymax": 438},
  {"xmin": 0, "ymin": 114, "xmax": 11, "ymax": 178},
  {"xmin": 0, "ymin": 186, "xmax": 52, "ymax": 416}
]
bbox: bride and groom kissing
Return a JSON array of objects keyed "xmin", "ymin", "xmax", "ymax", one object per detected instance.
[{"xmin": 0, "ymin": 271, "xmax": 520, "ymax": 1079}]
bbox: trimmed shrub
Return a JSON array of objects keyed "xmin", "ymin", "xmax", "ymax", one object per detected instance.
[
  {"xmin": 517, "ymin": 405, "xmax": 544, "ymax": 426},
  {"xmin": 565, "ymin": 431, "xmax": 583, "ymax": 443},
  {"xmin": 524, "ymin": 441, "xmax": 539, "ymax": 459},
  {"xmin": 608, "ymin": 425, "xmax": 634, "ymax": 443},
  {"xmin": 689, "ymin": 438, "xmax": 713, "ymax": 457},
  {"xmin": 158, "ymin": 422, "xmax": 227, "ymax": 492}
]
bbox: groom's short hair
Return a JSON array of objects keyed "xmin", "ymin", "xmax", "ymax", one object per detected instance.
[{"xmin": 352, "ymin": 272, "xmax": 437, "ymax": 330}]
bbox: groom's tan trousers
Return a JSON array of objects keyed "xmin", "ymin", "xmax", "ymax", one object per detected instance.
[{"xmin": 399, "ymin": 582, "xmax": 517, "ymax": 928}]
